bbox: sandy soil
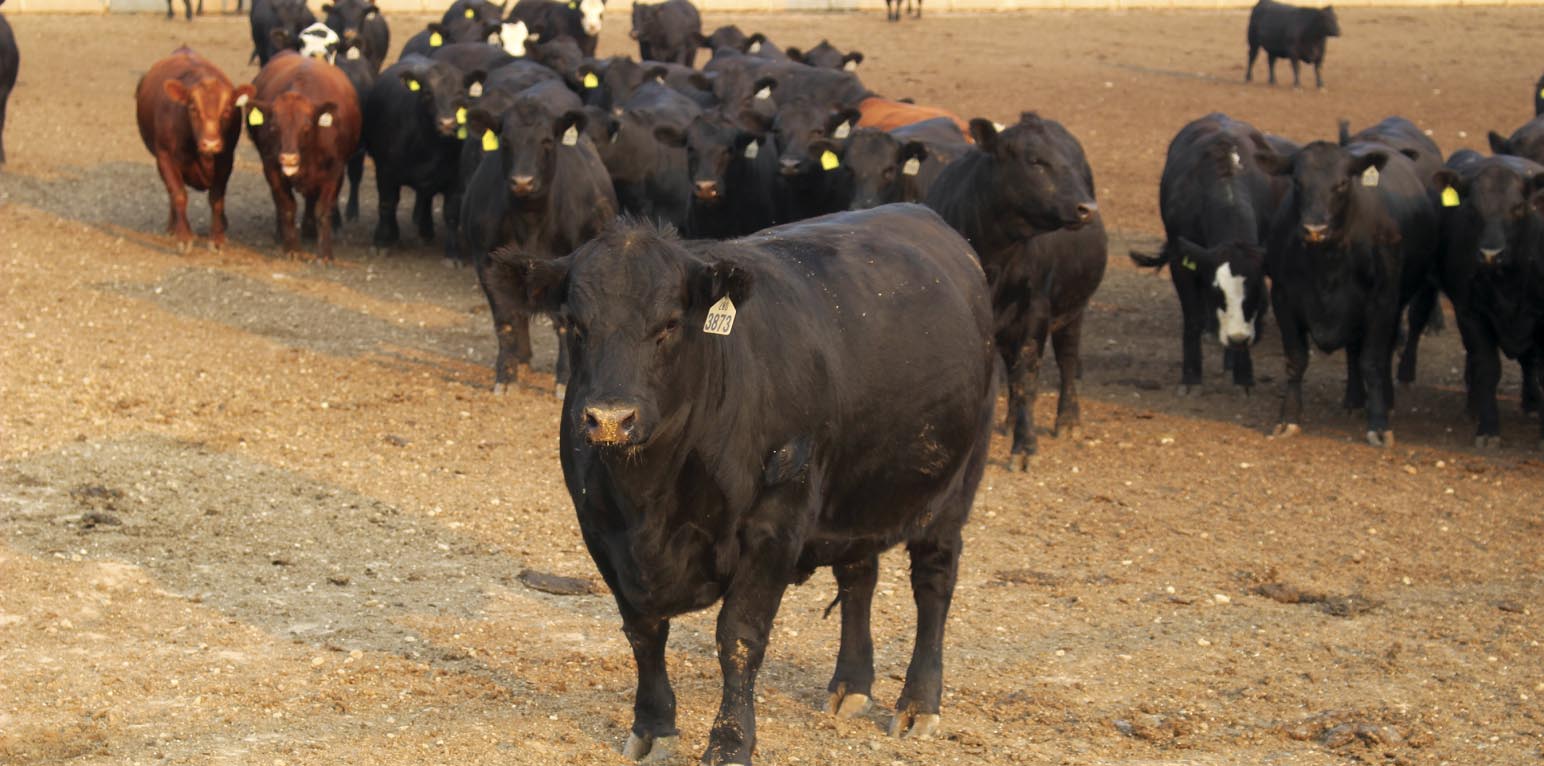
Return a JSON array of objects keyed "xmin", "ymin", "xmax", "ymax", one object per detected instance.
[{"xmin": 1, "ymin": 8, "xmax": 1542, "ymax": 766}]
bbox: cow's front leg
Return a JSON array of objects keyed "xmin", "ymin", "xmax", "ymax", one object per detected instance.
[
  {"xmin": 826, "ymin": 556, "xmax": 878, "ymax": 718},
  {"xmin": 704, "ymin": 545, "xmax": 792, "ymax": 765},
  {"xmin": 1362, "ymin": 313, "xmax": 1399, "ymax": 447},
  {"xmin": 1272, "ymin": 288, "xmax": 1308, "ymax": 438},
  {"xmin": 621, "ymin": 613, "xmax": 678, "ymax": 763}
]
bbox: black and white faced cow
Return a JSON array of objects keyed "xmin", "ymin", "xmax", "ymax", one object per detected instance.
[
  {"xmin": 507, "ymin": 0, "xmax": 605, "ymax": 58},
  {"xmin": 1257, "ymin": 140, "xmax": 1439, "ymax": 446},
  {"xmin": 1430, "ymin": 152, "xmax": 1544, "ymax": 447},
  {"xmin": 510, "ymin": 204, "xmax": 996, "ymax": 766},
  {"xmin": 926, "ymin": 113, "xmax": 1106, "ymax": 468},
  {"xmin": 1129, "ymin": 113, "xmax": 1283, "ymax": 394}
]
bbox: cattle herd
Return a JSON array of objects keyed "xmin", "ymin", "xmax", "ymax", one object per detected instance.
[{"xmin": 0, "ymin": 0, "xmax": 1532, "ymax": 763}]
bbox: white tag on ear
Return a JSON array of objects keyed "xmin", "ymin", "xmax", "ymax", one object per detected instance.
[
  {"xmin": 346, "ymin": 46, "xmax": 361, "ymax": 60},
  {"xmin": 1361, "ymin": 166, "xmax": 1379, "ymax": 187},
  {"xmin": 235, "ymin": 93, "xmax": 249, "ymax": 107},
  {"xmin": 1229, "ymin": 149, "xmax": 1242, "ymax": 170},
  {"xmin": 743, "ymin": 140, "xmax": 758, "ymax": 159},
  {"xmin": 703, "ymin": 296, "xmax": 736, "ymax": 335},
  {"xmin": 754, "ymin": 86, "xmax": 771, "ymax": 101},
  {"xmin": 468, "ymin": 81, "xmax": 484, "ymax": 98},
  {"xmin": 562, "ymin": 125, "xmax": 579, "ymax": 146},
  {"xmin": 318, "ymin": 112, "xmax": 333, "ymax": 127},
  {"xmin": 833, "ymin": 121, "xmax": 850, "ymax": 139},
  {"xmin": 902, "ymin": 157, "xmax": 920, "ymax": 176},
  {"xmin": 748, "ymin": 40, "xmax": 762, "ymax": 54},
  {"xmin": 843, "ymin": 59, "xmax": 858, "ymax": 72}
]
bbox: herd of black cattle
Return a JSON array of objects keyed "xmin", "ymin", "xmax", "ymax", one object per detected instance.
[{"xmin": 3, "ymin": 0, "xmax": 1544, "ymax": 763}]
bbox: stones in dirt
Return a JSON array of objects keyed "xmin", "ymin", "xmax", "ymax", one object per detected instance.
[
  {"xmin": 1253, "ymin": 582, "xmax": 1379, "ymax": 617},
  {"xmin": 1281, "ymin": 709, "xmax": 1421, "ymax": 752},
  {"xmin": 518, "ymin": 569, "xmax": 602, "ymax": 596}
]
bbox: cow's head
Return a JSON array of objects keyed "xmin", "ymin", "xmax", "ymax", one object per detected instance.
[
  {"xmin": 1317, "ymin": 6, "xmax": 1341, "ymax": 37},
  {"xmin": 467, "ymin": 100, "xmax": 588, "ymax": 200},
  {"xmin": 246, "ymin": 92, "xmax": 339, "ymax": 178},
  {"xmin": 499, "ymin": 20, "xmax": 530, "ymax": 57},
  {"xmin": 399, "ymin": 59, "xmax": 481, "ymax": 137},
  {"xmin": 970, "ymin": 113, "xmax": 1099, "ymax": 235},
  {"xmin": 165, "ymin": 77, "xmax": 254, "ymax": 157},
  {"xmin": 321, "ymin": 0, "xmax": 379, "ymax": 42},
  {"xmin": 298, "ymin": 22, "xmax": 340, "ymax": 62},
  {"xmin": 654, "ymin": 111, "xmax": 765, "ymax": 204},
  {"xmin": 579, "ymin": 0, "xmax": 606, "ymax": 37},
  {"xmin": 511, "ymin": 222, "xmax": 753, "ymax": 448},
  {"xmin": 787, "ymin": 40, "xmax": 862, "ymax": 71},
  {"xmin": 837, "ymin": 128, "xmax": 929, "ymax": 209},
  {"xmin": 1173, "ymin": 238, "xmax": 1266, "ymax": 348},
  {"xmin": 704, "ymin": 24, "xmax": 747, "ymax": 53},
  {"xmin": 533, "ymin": 39, "xmax": 585, "ymax": 86},
  {"xmin": 1257, "ymin": 141, "xmax": 1385, "ymax": 245},
  {"xmin": 1432, "ymin": 161, "xmax": 1544, "ymax": 269},
  {"xmin": 772, "ymin": 100, "xmax": 858, "ymax": 177}
]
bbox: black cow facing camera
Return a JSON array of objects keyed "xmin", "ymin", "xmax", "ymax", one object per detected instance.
[
  {"xmin": 506, "ymin": 205, "xmax": 996, "ymax": 766},
  {"xmin": 1245, "ymin": 0, "xmax": 1339, "ymax": 89}
]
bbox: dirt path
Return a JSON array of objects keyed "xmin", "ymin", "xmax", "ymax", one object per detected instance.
[{"xmin": 2, "ymin": 9, "xmax": 1542, "ymax": 766}]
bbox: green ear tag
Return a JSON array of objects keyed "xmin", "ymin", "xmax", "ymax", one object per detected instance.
[{"xmin": 1180, "ymin": 255, "xmax": 1197, "ymax": 271}]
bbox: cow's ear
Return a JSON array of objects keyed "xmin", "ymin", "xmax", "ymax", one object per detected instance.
[
  {"xmin": 828, "ymin": 107, "xmax": 861, "ymax": 137},
  {"xmin": 492, "ymin": 249, "xmax": 571, "ymax": 314},
  {"xmin": 364, "ymin": 4, "xmax": 380, "ymax": 16},
  {"xmin": 313, "ymin": 101, "xmax": 339, "ymax": 127},
  {"xmin": 320, "ymin": 3, "xmax": 333, "ymax": 12},
  {"xmin": 466, "ymin": 107, "xmax": 501, "ymax": 140},
  {"xmin": 1252, "ymin": 143, "xmax": 1292, "ymax": 176},
  {"xmin": 1347, "ymin": 150, "xmax": 1389, "ymax": 179},
  {"xmin": 968, "ymin": 118, "xmax": 999, "ymax": 154},
  {"xmin": 899, "ymin": 140, "xmax": 928, "ymax": 167},
  {"xmin": 1525, "ymin": 176, "xmax": 1544, "ymax": 217},
  {"xmin": 1172, "ymin": 237, "xmax": 1213, "ymax": 265},
  {"xmin": 737, "ymin": 108, "xmax": 772, "ymax": 136},
  {"xmin": 692, "ymin": 258, "xmax": 754, "ymax": 310},
  {"xmin": 784, "ymin": 46, "xmax": 804, "ymax": 63},
  {"xmin": 1399, "ymin": 148, "xmax": 1422, "ymax": 164},
  {"xmin": 1337, "ymin": 118, "xmax": 1351, "ymax": 146},
  {"xmin": 554, "ymin": 110, "xmax": 588, "ymax": 142},
  {"xmin": 463, "ymin": 69, "xmax": 487, "ymax": 92},
  {"xmin": 163, "ymin": 79, "xmax": 191, "ymax": 103},
  {"xmin": 809, "ymin": 138, "xmax": 840, "ymax": 161},
  {"xmin": 1489, "ymin": 131, "xmax": 1511, "ymax": 156},
  {"xmin": 1430, "ymin": 168, "xmax": 1462, "ymax": 197},
  {"xmin": 642, "ymin": 65, "xmax": 668, "ymax": 84},
  {"xmin": 230, "ymin": 84, "xmax": 256, "ymax": 112},
  {"xmin": 398, "ymin": 68, "xmax": 426, "ymax": 92},
  {"xmin": 841, "ymin": 51, "xmax": 863, "ymax": 71},
  {"xmin": 687, "ymin": 72, "xmax": 713, "ymax": 92},
  {"xmin": 270, "ymin": 27, "xmax": 295, "ymax": 51},
  {"xmin": 750, "ymin": 76, "xmax": 777, "ymax": 102},
  {"xmin": 653, "ymin": 124, "xmax": 687, "ymax": 148}
]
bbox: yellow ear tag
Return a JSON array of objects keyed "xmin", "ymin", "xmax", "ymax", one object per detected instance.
[
  {"xmin": 456, "ymin": 107, "xmax": 467, "ymax": 124},
  {"xmin": 464, "ymin": 7, "xmax": 474, "ymax": 17},
  {"xmin": 457, "ymin": 125, "xmax": 468, "ymax": 140},
  {"xmin": 568, "ymin": 1, "xmax": 576, "ymax": 7},
  {"xmin": 429, "ymin": 31, "xmax": 444, "ymax": 47},
  {"xmin": 583, "ymin": 72, "xmax": 599, "ymax": 89},
  {"xmin": 247, "ymin": 107, "xmax": 265, "ymax": 126},
  {"xmin": 1180, "ymin": 255, "xmax": 1198, "ymax": 271},
  {"xmin": 407, "ymin": 79, "xmax": 421, "ymax": 92},
  {"xmin": 820, "ymin": 150, "xmax": 840, "ymax": 171},
  {"xmin": 1538, "ymin": 87, "xmax": 1543, "ymax": 100},
  {"xmin": 482, "ymin": 129, "xmax": 499, "ymax": 152},
  {"xmin": 1441, "ymin": 186, "xmax": 1460, "ymax": 208}
]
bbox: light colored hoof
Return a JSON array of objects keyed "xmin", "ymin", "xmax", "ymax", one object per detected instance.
[
  {"xmin": 554, "ymin": 383, "xmax": 567, "ymax": 400},
  {"xmin": 622, "ymin": 732, "xmax": 676, "ymax": 763},
  {"xmin": 176, "ymin": 239, "xmax": 194, "ymax": 255},
  {"xmin": 491, "ymin": 381, "xmax": 509, "ymax": 395},
  {"xmin": 1055, "ymin": 423, "xmax": 1081, "ymax": 440},
  {"xmin": 1366, "ymin": 430, "xmax": 1395, "ymax": 448},
  {"xmin": 825, "ymin": 689, "xmax": 871, "ymax": 719},
  {"xmin": 1475, "ymin": 434, "xmax": 1501, "ymax": 449},
  {"xmin": 1269, "ymin": 422, "xmax": 1301, "ymax": 439},
  {"xmin": 888, "ymin": 711, "xmax": 940, "ymax": 739},
  {"xmin": 1176, "ymin": 384, "xmax": 1197, "ymax": 397}
]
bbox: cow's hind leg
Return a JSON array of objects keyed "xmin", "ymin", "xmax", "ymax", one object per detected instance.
[
  {"xmin": 825, "ymin": 556, "xmax": 878, "ymax": 719},
  {"xmin": 1266, "ymin": 54, "xmax": 1278, "ymax": 85},
  {"xmin": 890, "ymin": 526, "xmax": 962, "ymax": 740},
  {"xmin": 1051, "ymin": 310, "xmax": 1085, "ymax": 439},
  {"xmin": 1398, "ymin": 283, "xmax": 1438, "ymax": 384},
  {"xmin": 412, "ymin": 190, "xmax": 435, "ymax": 243},
  {"xmin": 1246, "ymin": 44, "xmax": 1260, "ymax": 82}
]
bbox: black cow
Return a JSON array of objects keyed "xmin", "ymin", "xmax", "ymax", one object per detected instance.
[
  {"xmin": 1245, "ymin": 0, "xmax": 1339, "ymax": 89},
  {"xmin": 461, "ymin": 97, "xmax": 617, "ymax": 392},
  {"xmin": 839, "ymin": 117, "xmax": 967, "ymax": 210},
  {"xmin": 363, "ymin": 54, "xmax": 475, "ymax": 256},
  {"xmin": 926, "ymin": 114, "xmax": 1105, "ymax": 468},
  {"xmin": 702, "ymin": 24, "xmax": 747, "ymax": 53},
  {"xmin": 1430, "ymin": 152, "xmax": 1544, "ymax": 447},
  {"xmin": 1256, "ymin": 140, "xmax": 1438, "ymax": 446},
  {"xmin": 508, "ymin": 0, "xmax": 604, "ymax": 58},
  {"xmin": 335, "ymin": 38, "xmax": 376, "ymax": 221},
  {"xmin": 1489, "ymin": 115, "xmax": 1544, "ymax": 167},
  {"xmin": 530, "ymin": 37, "xmax": 585, "ymax": 87},
  {"xmin": 1128, "ymin": 114, "xmax": 1284, "ymax": 395},
  {"xmin": 400, "ymin": 17, "xmax": 502, "ymax": 59},
  {"xmin": 432, "ymin": 40, "xmax": 514, "ymax": 75},
  {"xmin": 509, "ymin": 204, "xmax": 995, "ymax": 766},
  {"xmin": 589, "ymin": 81, "xmax": 699, "ymax": 229},
  {"xmin": 250, "ymin": 0, "xmax": 317, "ymax": 66},
  {"xmin": 631, "ymin": 0, "xmax": 702, "ymax": 67},
  {"xmin": 885, "ymin": 0, "xmax": 920, "ymax": 21},
  {"xmin": 0, "ymin": 4, "xmax": 15, "ymax": 167},
  {"xmin": 786, "ymin": 39, "xmax": 863, "ymax": 72},
  {"xmin": 771, "ymin": 99, "xmax": 860, "ymax": 220},
  {"xmin": 653, "ymin": 111, "xmax": 780, "ymax": 239},
  {"xmin": 580, "ymin": 57, "xmax": 715, "ymax": 111},
  {"xmin": 322, "ymin": 0, "xmax": 390, "ymax": 72},
  {"xmin": 166, "ymin": 0, "xmax": 203, "ymax": 20},
  {"xmin": 1535, "ymin": 72, "xmax": 1544, "ymax": 117}
]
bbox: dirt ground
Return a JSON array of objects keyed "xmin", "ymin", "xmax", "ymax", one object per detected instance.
[{"xmin": 2, "ymin": 7, "xmax": 1543, "ymax": 766}]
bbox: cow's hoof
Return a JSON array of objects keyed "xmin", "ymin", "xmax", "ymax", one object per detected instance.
[
  {"xmin": 441, "ymin": 257, "xmax": 464, "ymax": 269},
  {"xmin": 492, "ymin": 381, "xmax": 510, "ymax": 395},
  {"xmin": 622, "ymin": 732, "xmax": 676, "ymax": 763},
  {"xmin": 1366, "ymin": 430, "xmax": 1395, "ymax": 448},
  {"xmin": 370, "ymin": 246, "xmax": 389, "ymax": 258},
  {"xmin": 1475, "ymin": 434, "xmax": 1501, "ymax": 449},
  {"xmin": 1269, "ymin": 422, "xmax": 1301, "ymax": 439},
  {"xmin": 284, "ymin": 249, "xmax": 306, "ymax": 261},
  {"xmin": 825, "ymin": 687, "xmax": 871, "ymax": 719},
  {"xmin": 1176, "ymin": 384, "xmax": 1198, "ymax": 397},
  {"xmin": 888, "ymin": 711, "xmax": 940, "ymax": 739},
  {"xmin": 176, "ymin": 239, "xmax": 194, "ymax": 255},
  {"xmin": 1239, "ymin": 385, "xmax": 1253, "ymax": 396},
  {"xmin": 554, "ymin": 383, "xmax": 567, "ymax": 400},
  {"xmin": 1055, "ymin": 422, "xmax": 1081, "ymax": 440}
]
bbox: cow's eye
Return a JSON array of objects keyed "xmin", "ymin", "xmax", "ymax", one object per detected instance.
[
  {"xmin": 1512, "ymin": 204, "xmax": 1528, "ymax": 220},
  {"xmin": 657, "ymin": 316, "xmax": 681, "ymax": 344}
]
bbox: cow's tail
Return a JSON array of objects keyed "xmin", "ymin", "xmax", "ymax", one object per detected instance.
[
  {"xmin": 1337, "ymin": 118, "xmax": 1352, "ymax": 146},
  {"xmin": 1128, "ymin": 240, "xmax": 1172, "ymax": 272}
]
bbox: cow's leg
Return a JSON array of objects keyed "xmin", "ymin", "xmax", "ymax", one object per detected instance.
[
  {"xmin": 412, "ymin": 190, "xmax": 436, "ymax": 242},
  {"xmin": 1010, "ymin": 301, "xmax": 1052, "ymax": 467},
  {"xmin": 890, "ymin": 526, "xmax": 961, "ymax": 740},
  {"xmin": 914, "ymin": 0, "xmax": 922, "ymax": 18},
  {"xmin": 553, "ymin": 323, "xmax": 570, "ymax": 399},
  {"xmin": 1290, "ymin": 58, "xmax": 1302, "ymax": 88},
  {"xmin": 825, "ymin": 556, "xmax": 878, "ymax": 719},
  {"xmin": 301, "ymin": 193, "xmax": 319, "ymax": 241},
  {"xmin": 1462, "ymin": 316, "xmax": 1503, "ymax": 447},
  {"xmin": 209, "ymin": 152, "xmax": 235, "ymax": 250},
  {"xmin": 1361, "ymin": 314, "xmax": 1399, "ymax": 447},
  {"xmin": 620, "ymin": 612, "xmax": 679, "ymax": 763},
  {"xmin": 1231, "ymin": 345, "xmax": 1255, "ymax": 391},
  {"xmin": 1518, "ymin": 350, "xmax": 1541, "ymax": 414},
  {"xmin": 155, "ymin": 154, "xmax": 195, "ymax": 253},
  {"xmin": 1051, "ymin": 310, "xmax": 1085, "ymax": 438},
  {"xmin": 476, "ymin": 256, "xmax": 529, "ymax": 393},
  {"xmin": 1343, "ymin": 341, "xmax": 1367, "ymax": 412},
  {"xmin": 373, "ymin": 172, "xmax": 402, "ymax": 248},
  {"xmin": 1245, "ymin": 44, "xmax": 1259, "ymax": 82},
  {"xmin": 703, "ymin": 547, "xmax": 791, "ymax": 766},
  {"xmin": 1176, "ymin": 270, "xmax": 1204, "ymax": 394},
  {"xmin": 1273, "ymin": 290, "xmax": 1309, "ymax": 438},
  {"xmin": 1314, "ymin": 56, "xmax": 1326, "ymax": 89},
  {"xmin": 345, "ymin": 150, "xmax": 364, "ymax": 222},
  {"xmin": 1398, "ymin": 284, "xmax": 1438, "ymax": 384},
  {"xmin": 1266, "ymin": 54, "xmax": 1278, "ymax": 85},
  {"xmin": 442, "ymin": 190, "xmax": 463, "ymax": 266},
  {"xmin": 315, "ymin": 176, "xmax": 342, "ymax": 263},
  {"xmin": 266, "ymin": 168, "xmax": 301, "ymax": 257}
]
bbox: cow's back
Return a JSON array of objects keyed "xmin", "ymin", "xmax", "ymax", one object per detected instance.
[{"xmin": 1161, "ymin": 114, "xmax": 1276, "ymax": 246}]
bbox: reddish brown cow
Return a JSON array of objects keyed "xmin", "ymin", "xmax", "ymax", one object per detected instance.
[
  {"xmin": 245, "ymin": 51, "xmax": 361, "ymax": 262},
  {"xmin": 135, "ymin": 48, "xmax": 253, "ymax": 252},
  {"xmin": 855, "ymin": 96, "xmax": 971, "ymax": 139}
]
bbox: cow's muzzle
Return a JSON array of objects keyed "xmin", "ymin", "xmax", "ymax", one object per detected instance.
[{"xmin": 584, "ymin": 404, "xmax": 639, "ymax": 445}]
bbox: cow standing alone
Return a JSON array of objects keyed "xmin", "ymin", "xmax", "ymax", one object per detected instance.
[
  {"xmin": 0, "ymin": 2, "xmax": 16, "ymax": 167},
  {"xmin": 511, "ymin": 204, "xmax": 995, "ymax": 766},
  {"xmin": 1245, "ymin": 0, "xmax": 1340, "ymax": 89}
]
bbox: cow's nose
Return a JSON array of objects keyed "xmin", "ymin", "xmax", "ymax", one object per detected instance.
[
  {"xmin": 1226, "ymin": 332, "xmax": 1253, "ymax": 348},
  {"xmin": 1302, "ymin": 223, "xmax": 1328, "ymax": 242},
  {"xmin": 694, "ymin": 180, "xmax": 719, "ymax": 200},
  {"xmin": 584, "ymin": 405, "xmax": 638, "ymax": 445},
  {"xmin": 438, "ymin": 117, "xmax": 457, "ymax": 134},
  {"xmin": 779, "ymin": 158, "xmax": 801, "ymax": 176},
  {"xmin": 343, "ymin": 28, "xmax": 357, "ymax": 39},
  {"xmin": 199, "ymin": 139, "xmax": 223, "ymax": 154},
  {"xmin": 1075, "ymin": 202, "xmax": 1098, "ymax": 223},
  {"xmin": 510, "ymin": 175, "xmax": 536, "ymax": 194},
  {"xmin": 1480, "ymin": 247, "xmax": 1503, "ymax": 263},
  {"xmin": 279, "ymin": 153, "xmax": 301, "ymax": 176}
]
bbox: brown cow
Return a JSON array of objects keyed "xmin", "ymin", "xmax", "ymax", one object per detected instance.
[
  {"xmin": 855, "ymin": 96, "xmax": 970, "ymax": 139},
  {"xmin": 135, "ymin": 48, "xmax": 253, "ymax": 252},
  {"xmin": 245, "ymin": 51, "xmax": 361, "ymax": 262}
]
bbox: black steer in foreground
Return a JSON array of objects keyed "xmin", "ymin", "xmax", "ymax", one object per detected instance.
[
  {"xmin": 509, "ymin": 204, "xmax": 995, "ymax": 766},
  {"xmin": 926, "ymin": 113, "xmax": 1106, "ymax": 469},
  {"xmin": 1430, "ymin": 152, "xmax": 1544, "ymax": 447},
  {"xmin": 1245, "ymin": 0, "xmax": 1340, "ymax": 89},
  {"xmin": 1258, "ymin": 139, "xmax": 1438, "ymax": 446},
  {"xmin": 1129, "ymin": 113, "xmax": 1284, "ymax": 395}
]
